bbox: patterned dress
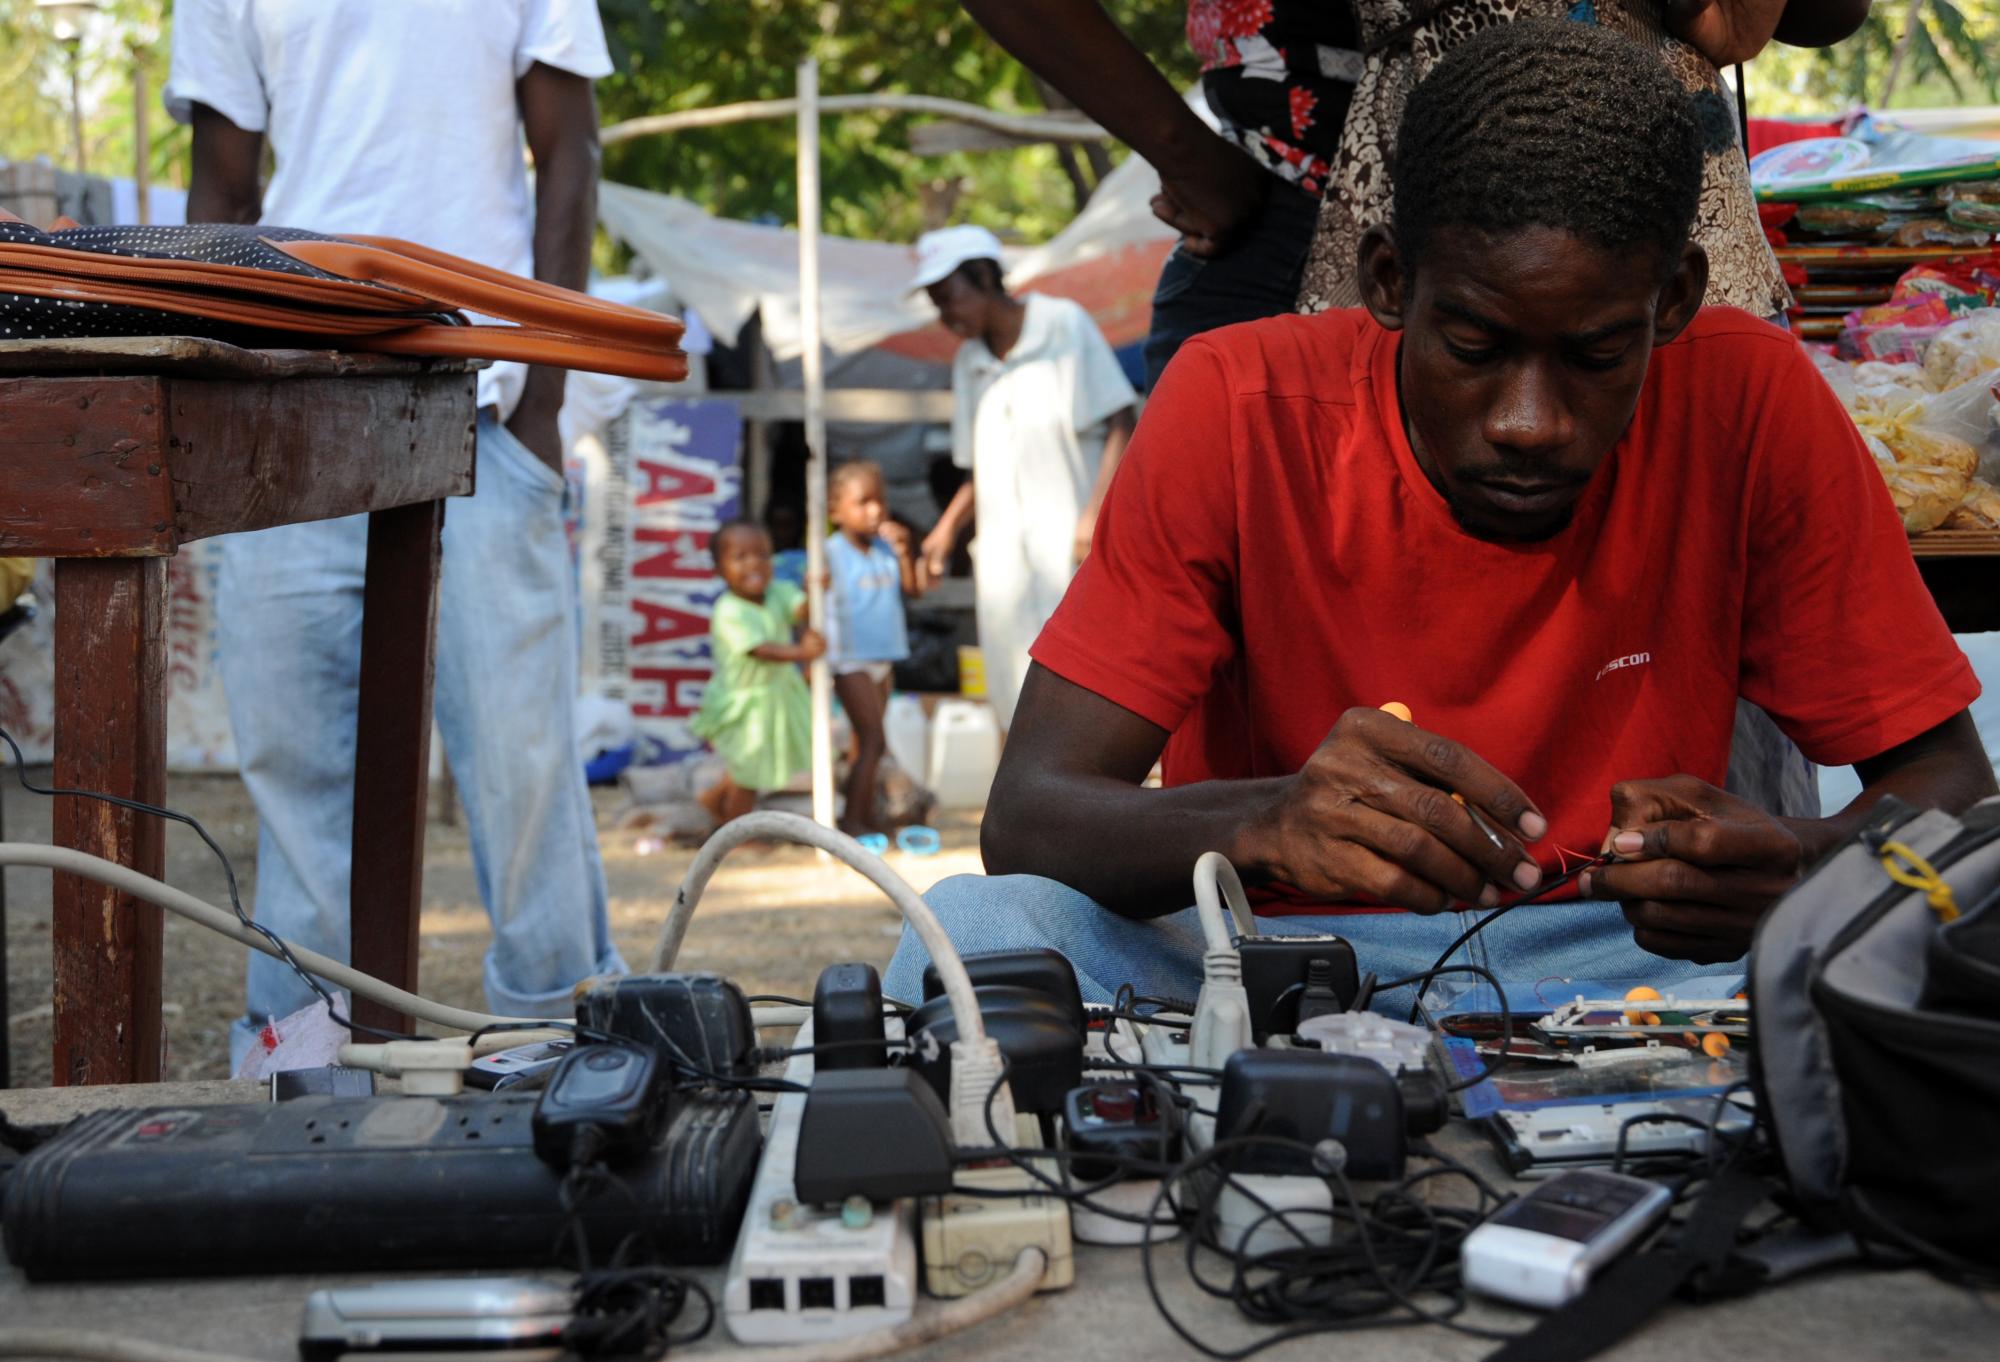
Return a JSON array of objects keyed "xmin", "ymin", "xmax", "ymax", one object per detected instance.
[{"xmin": 1294, "ymin": 0, "xmax": 1792, "ymax": 316}]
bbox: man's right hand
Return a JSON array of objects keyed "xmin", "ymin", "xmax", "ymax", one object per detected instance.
[
  {"xmin": 1151, "ymin": 134, "xmax": 1270, "ymax": 259},
  {"xmin": 920, "ymin": 525, "xmax": 956, "ymax": 582},
  {"xmin": 1237, "ymin": 707, "xmax": 1548, "ymax": 911}
]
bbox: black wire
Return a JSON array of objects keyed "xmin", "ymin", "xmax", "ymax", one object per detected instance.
[
  {"xmin": 1373, "ymin": 962, "xmax": 1511, "ymax": 1094},
  {"xmin": 0, "ymin": 722, "xmax": 418, "ymax": 1043},
  {"xmin": 1139, "ymin": 1133, "xmax": 1525, "ymax": 1359},
  {"xmin": 742, "ymin": 993, "xmax": 812, "ymax": 1008},
  {"xmin": 1400, "ymin": 856, "xmax": 1609, "ymax": 1023}
]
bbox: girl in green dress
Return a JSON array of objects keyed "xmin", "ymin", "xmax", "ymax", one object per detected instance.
[{"xmin": 692, "ymin": 521, "xmax": 825, "ymax": 826}]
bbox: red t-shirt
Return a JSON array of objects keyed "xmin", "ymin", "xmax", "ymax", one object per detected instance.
[{"xmin": 1031, "ymin": 308, "xmax": 1980, "ymax": 912}]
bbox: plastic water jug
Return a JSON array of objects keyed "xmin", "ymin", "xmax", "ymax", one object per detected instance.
[
  {"xmin": 884, "ymin": 693, "xmax": 929, "ymax": 783},
  {"xmin": 927, "ymin": 698, "xmax": 1001, "ymax": 810}
]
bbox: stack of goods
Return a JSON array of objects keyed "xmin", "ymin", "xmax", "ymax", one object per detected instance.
[
  {"xmin": 1753, "ymin": 119, "xmax": 2000, "ymax": 341},
  {"xmin": 1809, "ymin": 310, "xmax": 2000, "ymax": 536}
]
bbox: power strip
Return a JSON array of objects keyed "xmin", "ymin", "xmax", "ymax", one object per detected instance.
[
  {"xmin": 722, "ymin": 1021, "xmax": 920, "ymax": 1344},
  {"xmin": 921, "ymin": 1159, "xmax": 1075, "ymax": 1298}
]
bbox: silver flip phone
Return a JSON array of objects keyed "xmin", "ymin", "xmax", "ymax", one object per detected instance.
[{"xmin": 298, "ymin": 1276, "xmax": 572, "ymax": 1360}]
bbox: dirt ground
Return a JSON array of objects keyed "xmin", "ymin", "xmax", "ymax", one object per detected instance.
[{"xmin": 1, "ymin": 769, "xmax": 985, "ymax": 1088}]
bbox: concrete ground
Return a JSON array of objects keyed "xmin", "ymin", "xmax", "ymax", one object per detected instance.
[{"xmin": 1, "ymin": 769, "xmax": 983, "ymax": 1087}]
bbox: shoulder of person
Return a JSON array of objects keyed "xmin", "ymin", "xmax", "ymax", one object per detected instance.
[
  {"xmin": 1649, "ymin": 308, "xmax": 1840, "ymax": 441},
  {"xmin": 1168, "ymin": 308, "xmax": 1374, "ymax": 409}
]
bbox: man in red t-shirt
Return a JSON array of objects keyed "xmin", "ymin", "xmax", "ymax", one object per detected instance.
[{"xmin": 881, "ymin": 21, "xmax": 1994, "ymax": 1013}]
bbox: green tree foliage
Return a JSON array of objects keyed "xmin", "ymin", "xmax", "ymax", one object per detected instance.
[
  {"xmin": 1751, "ymin": 0, "xmax": 2000, "ymax": 113},
  {"xmin": 0, "ymin": 1, "xmax": 183, "ymax": 186},
  {"xmin": 595, "ymin": 0, "xmax": 1193, "ymax": 242}
]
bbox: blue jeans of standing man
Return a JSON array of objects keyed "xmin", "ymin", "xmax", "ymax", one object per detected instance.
[
  {"xmin": 219, "ymin": 410, "xmax": 626, "ymax": 1066},
  {"xmin": 1142, "ymin": 178, "xmax": 1321, "ymax": 392},
  {"xmin": 884, "ymin": 875, "xmax": 1739, "ymax": 1023}
]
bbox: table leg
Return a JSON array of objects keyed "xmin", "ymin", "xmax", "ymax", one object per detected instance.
[
  {"xmin": 51, "ymin": 557, "xmax": 166, "ymax": 1085},
  {"xmin": 350, "ymin": 500, "xmax": 444, "ymax": 1036}
]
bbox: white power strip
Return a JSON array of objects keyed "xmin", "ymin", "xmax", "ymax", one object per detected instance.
[{"xmin": 722, "ymin": 1021, "xmax": 921, "ymax": 1345}]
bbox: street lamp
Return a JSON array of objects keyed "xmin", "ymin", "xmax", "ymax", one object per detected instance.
[{"xmin": 36, "ymin": 0, "xmax": 104, "ymax": 177}]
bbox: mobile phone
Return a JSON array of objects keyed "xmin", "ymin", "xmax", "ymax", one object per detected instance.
[
  {"xmin": 465, "ymin": 1039, "xmax": 573, "ymax": 1091},
  {"xmin": 298, "ymin": 1276, "xmax": 571, "ymax": 1361},
  {"xmin": 1460, "ymin": 1169, "xmax": 1672, "ymax": 1308}
]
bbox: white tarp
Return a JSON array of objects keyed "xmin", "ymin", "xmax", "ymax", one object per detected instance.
[{"xmin": 595, "ymin": 97, "xmax": 1198, "ymax": 362}]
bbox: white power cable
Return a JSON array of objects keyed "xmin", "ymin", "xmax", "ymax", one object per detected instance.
[
  {"xmin": 1189, "ymin": 852, "xmax": 1253, "ymax": 1075},
  {"xmin": 648, "ymin": 810, "xmax": 1014, "ymax": 1147},
  {"xmin": 0, "ymin": 843, "xmax": 807, "ymax": 1040},
  {"xmin": 1192, "ymin": 851, "xmax": 1256, "ymax": 951}
]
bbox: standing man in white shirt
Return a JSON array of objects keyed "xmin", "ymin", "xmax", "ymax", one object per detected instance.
[
  {"xmin": 167, "ymin": 0, "xmax": 626, "ymax": 1065},
  {"xmin": 914, "ymin": 227, "xmax": 1138, "ymax": 733}
]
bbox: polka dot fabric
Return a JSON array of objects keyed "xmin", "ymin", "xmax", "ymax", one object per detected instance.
[{"xmin": 0, "ymin": 220, "xmax": 444, "ymax": 345}]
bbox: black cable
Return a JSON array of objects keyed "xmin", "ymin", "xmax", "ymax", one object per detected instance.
[
  {"xmin": 1401, "ymin": 856, "xmax": 1610, "ymax": 1024},
  {"xmin": 1373, "ymin": 962, "xmax": 1511, "ymax": 1093},
  {"xmin": 567, "ymin": 1266, "xmax": 715, "ymax": 1356},
  {"xmin": 1139, "ymin": 1133, "xmax": 1526, "ymax": 1359},
  {"xmin": 742, "ymin": 993, "xmax": 812, "ymax": 1008},
  {"xmin": 0, "ymin": 722, "xmax": 418, "ymax": 1043}
]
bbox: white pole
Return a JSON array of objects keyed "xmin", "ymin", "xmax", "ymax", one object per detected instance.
[{"xmin": 798, "ymin": 58, "xmax": 836, "ymax": 834}]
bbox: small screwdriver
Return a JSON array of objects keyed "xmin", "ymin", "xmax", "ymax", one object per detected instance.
[{"xmin": 1379, "ymin": 701, "xmax": 1511, "ymax": 854}]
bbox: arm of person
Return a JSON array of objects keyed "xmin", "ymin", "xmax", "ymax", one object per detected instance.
[
  {"xmin": 1074, "ymin": 407, "xmax": 1135, "ymax": 563},
  {"xmin": 958, "ymin": 0, "xmax": 1266, "ymax": 255},
  {"xmin": 1586, "ymin": 328, "xmax": 1986, "ymax": 962},
  {"xmin": 880, "ymin": 522, "xmax": 925, "ymax": 597},
  {"xmin": 750, "ymin": 630, "xmax": 826, "ymax": 665},
  {"xmin": 922, "ymin": 479, "xmax": 976, "ymax": 580},
  {"xmin": 185, "ymin": 104, "xmax": 264, "ymax": 224},
  {"xmin": 510, "ymin": 60, "xmax": 601, "ymax": 473},
  {"xmin": 1586, "ymin": 711, "xmax": 1993, "ymax": 963},
  {"xmin": 984, "ymin": 666, "xmax": 1550, "ymax": 917}
]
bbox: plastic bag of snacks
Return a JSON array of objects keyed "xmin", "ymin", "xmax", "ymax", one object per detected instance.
[
  {"xmin": 1922, "ymin": 309, "xmax": 2000, "ymax": 391},
  {"xmin": 1943, "ymin": 478, "xmax": 2000, "ymax": 530},
  {"xmin": 1881, "ymin": 463, "xmax": 1972, "ymax": 534}
]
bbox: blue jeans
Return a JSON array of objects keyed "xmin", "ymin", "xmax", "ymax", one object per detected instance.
[
  {"xmin": 219, "ymin": 411, "xmax": 625, "ymax": 1063},
  {"xmin": 883, "ymin": 875, "xmax": 1737, "ymax": 1022},
  {"xmin": 1142, "ymin": 179, "xmax": 1321, "ymax": 392}
]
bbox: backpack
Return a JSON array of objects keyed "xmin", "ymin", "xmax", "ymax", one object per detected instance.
[{"xmin": 1489, "ymin": 795, "xmax": 2000, "ymax": 1362}]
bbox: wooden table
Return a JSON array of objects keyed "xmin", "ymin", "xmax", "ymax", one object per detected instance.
[{"xmin": 0, "ymin": 337, "xmax": 477, "ymax": 1084}]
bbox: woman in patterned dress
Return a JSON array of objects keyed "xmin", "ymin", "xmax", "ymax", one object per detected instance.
[{"xmin": 1296, "ymin": 0, "xmax": 1872, "ymax": 316}]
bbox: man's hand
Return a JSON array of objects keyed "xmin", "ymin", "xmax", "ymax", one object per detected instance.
[
  {"xmin": 1582, "ymin": 775, "xmax": 1804, "ymax": 963},
  {"xmin": 1151, "ymin": 136, "xmax": 1269, "ymax": 259},
  {"xmin": 1239, "ymin": 707, "xmax": 1548, "ymax": 912},
  {"xmin": 1663, "ymin": 0, "xmax": 1789, "ymax": 68},
  {"xmin": 920, "ymin": 524, "xmax": 956, "ymax": 581},
  {"xmin": 505, "ymin": 376, "xmax": 565, "ymax": 473}
]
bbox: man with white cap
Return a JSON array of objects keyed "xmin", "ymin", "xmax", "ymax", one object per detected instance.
[{"xmin": 913, "ymin": 226, "xmax": 1138, "ymax": 732}]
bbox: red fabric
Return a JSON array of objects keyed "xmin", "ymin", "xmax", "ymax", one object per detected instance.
[{"xmin": 1032, "ymin": 308, "xmax": 1979, "ymax": 912}]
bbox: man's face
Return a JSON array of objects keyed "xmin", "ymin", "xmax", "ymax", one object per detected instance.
[
  {"xmin": 1361, "ymin": 224, "xmax": 1705, "ymax": 542},
  {"xmin": 925, "ymin": 270, "xmax": 992, "ymax": 341}
]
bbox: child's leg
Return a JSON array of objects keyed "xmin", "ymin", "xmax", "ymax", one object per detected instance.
[{"xmin": 835, "ymin": 669, "xmax": 888, "ymax": 835}]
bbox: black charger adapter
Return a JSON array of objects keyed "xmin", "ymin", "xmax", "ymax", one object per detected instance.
[{"xmin": 531, "ymin": 1040, "xmax": 673, "ymax": 1169}]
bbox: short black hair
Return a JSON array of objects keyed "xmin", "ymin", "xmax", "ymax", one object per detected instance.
[
  {"xmin": 952, "ymin": 257, "xmax": 1005, "ymax": 294},
  {"xmin": 711, "ymin": 517, "xmax": 767, "ymax": 566},
  {"xmin": 1391, "ymin": 19, "xmax": 1704, "ymax": 273},
  {"xmin": 830, "ymin": 458, "xmax": 884, "ymax": 500}
]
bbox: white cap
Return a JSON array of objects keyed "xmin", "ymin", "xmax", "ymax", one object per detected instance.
[{"xmin": 908, "ymin": 224, "xmax": 1006, "ymax": 293}]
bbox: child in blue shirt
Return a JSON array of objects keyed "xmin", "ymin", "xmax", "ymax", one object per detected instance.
[{"xmin": 827, "ymin": 460, "xmax": 922, "ymax": 835}]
